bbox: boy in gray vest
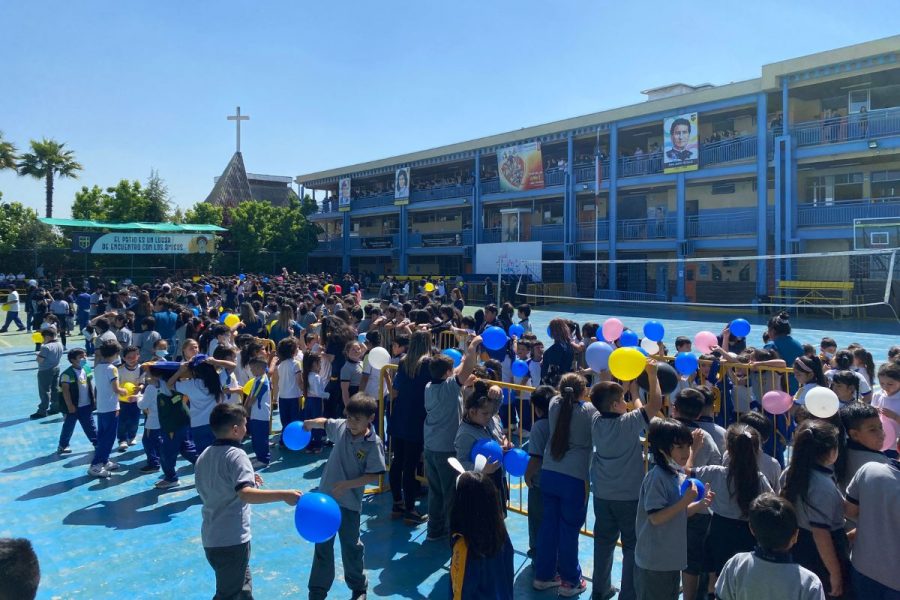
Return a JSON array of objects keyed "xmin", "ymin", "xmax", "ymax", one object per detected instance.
[{"xmin": 32, "ymin": 326, "xmax": 64, "ymax": 419}]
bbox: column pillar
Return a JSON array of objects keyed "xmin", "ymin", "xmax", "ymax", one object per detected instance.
[
  {"xmin": 674, "ymin": 173, "xmax": 686, "ymax": 301},
  {"xmin": 756, "ymin": 92, "xmax": 769, "ymax": 297},
  {"xmin": 563, "ymin": 133, "xmax": 576, "ymax": 285},
  {"xmin": 341, "ymin": 211, "xmax": 350, "ymax": 273},
  {"xmin": 608, "ymin": 124, "xmax": 618, "ymax": 291},
  {"xmin": 399, "ymin": 205, "xmax": 408, "ymax": 275},
  {"xmin": 472, "ymin": 152, "xmax": 481, "ymax": 274}
]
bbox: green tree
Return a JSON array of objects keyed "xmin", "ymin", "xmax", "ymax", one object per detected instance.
[
  {"xmin": 0, "ymin": 131, "xmax": 17, "ymax": 172},
  {"xmin": 0, "ymin": 201, "xmax": 64, "ymax": 252},
  {"xmin": 184, "ymin": 201, "xmax": 224, "ymax": 226},
  {"xmin": 17, "ymin": 138, "xmax": 83, "ymax": 218},
  {"xmin": 102, "ymin": 180, "xmax": 147, "ymax": 223},
  {"xmin": 144, "ymin": 170, "xmax": 171, "ymax": 222},
  {"xmin": 170, "ymin": 207, "xmax": 185, "ymax": 223},
  {"xmin": 72, "ymin": 185, "xmax": 107, "ymax": 220}
]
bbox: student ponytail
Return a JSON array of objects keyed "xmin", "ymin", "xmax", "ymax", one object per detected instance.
[
  {"xmin": 852, "ymin": 348, "xmax": 875, "ymax": 384},
  {"xmin": 549, "ymin": 373, "xmax": 586, "ymax": 461},
  {"xmin": 781, "ymin": 420, "xmax": 839, "ymax": 507},
  {"xmin": 725, "ymin": 424, "xmax": 761, "ymax": 518}
]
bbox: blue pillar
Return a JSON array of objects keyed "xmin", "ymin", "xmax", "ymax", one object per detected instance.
[
  {"xmin": 608, "ymin": 124, "xmax": 618, "ymax": 291},
  {"xmin": 341, "ymin": 211, "xmax": 350, "ymax": 273},
  {"xmin": 472, "ymin": 152, "xmax": 481, "ymax": 273},
  {"xmin": 782, "ymin": 77, "xmax": 794, "ymax": 281},
  {"xmin": 399, "ymin": 205, "xmax": 408, "ymax": 275},
  {"xmin": 563, "ymin": 133, "xmax": 576, "ymax": 285},
  {"xmin": 756, "ymin": 92, "xmax": 768, "ymax": 297},
  {"xmin": 675, "ymin": 173, "xmax": 686, "ymax": 301}
]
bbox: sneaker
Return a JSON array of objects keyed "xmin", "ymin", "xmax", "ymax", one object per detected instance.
[
  {"xmin": 57, "ymin": 446, "xmax": 72, "ymax": 455},
  {"xmin": 532, "ymin": 576, "xmax": 562, "ymax": 591},
  {"xmin": 350, "ymin": 591, "xmax": 367, "ymax": 600},
  {"xmin": 47, "ymin": 409, "xmax": 59, "ymax": 415},
  {"xmin": 105, "ymin": 461, "xmax": 120, "ymax": 471},
  {"xmin": 128, "ymin": 439, "xmax": 137, "ymax": 446},
  {"xmin": 88, "ymin": 464, "xmax": 111, "ymax": 478},
  {"xmin": 29, "ymin": 411, "xmax": 47, "ymax": 420},
  {"xmin": 118, "ymin": 441, "xmax": 128, "ymax": 452},
  {"xmin": 140, "ymin": 465, "xmax": 160, "ymax": 473},
  {"xmin": 250, "ymin": 459, "xmax": 269, "ymax": 470},
  {"xmin": 155, "ymin": 479, "xmax": 179, "ymax": 489},
  {"xmin": 403, "ymin": 511, "xmax": 428, "ymax": 526},
  {"xmin": 558, "ymin": 578, "xmax": 587, "ymax": 597}
]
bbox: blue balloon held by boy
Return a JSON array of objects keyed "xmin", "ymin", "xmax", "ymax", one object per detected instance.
[
  {"xmin": 729, "ymin": 318, "xmax": 751, "ymax": 338},
  {"xmin": 619, "ymin": 329, "xmax": 639, "ymax": 347},
  {"xmin": 441, "ymin": 348, "xmax": 462, "ymax": 367},
  {"xmin": 294, "ymin": 492, "xmax": 341, "ymax": 543},
  {"xmin": 643, "ymin": 320, "xmax": 665, "ymax": 342},
  {"xmin": 680, "ymin": 477, "xmax": 706, "ymax": 500},
  {"xmin": 470, "ymin": 439, "xmax": 503, "ymax": 465},
  {"xmin": 482, "ymin": 326, "xmax": 508, "ymax": 351},
  {"xmin": 674, "ymin": 352, "xmax": 699, "ymax": 376},
  {"xmin": 282, "ymin": 421, "xmax": 311, "ymax": 451},
  {"xmin": 511, "ymin": 359, "xmax": 529, "ymax": 378},
  {"xmin": 508, "ymin": 323, "xmax": 525, "ymax": 339},
  {"xmin": 503, "ymin": 448, "xmax": 529, "ymax": 477}
]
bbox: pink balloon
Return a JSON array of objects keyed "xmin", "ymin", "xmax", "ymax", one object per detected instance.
[
  {"xmin": 694, "ymin": 331, "xmax": 718, "ymax": 354},
  {"xmin": 602, "ymin": 318, "xmax": 624, "ymax": 342},
  {"xmin": 881, "ymin": 414, "xmax": 898, "ymax": 452},
  {"xmin": 762, "ymin": 390, "xmax": 793, "ymax": 415}
]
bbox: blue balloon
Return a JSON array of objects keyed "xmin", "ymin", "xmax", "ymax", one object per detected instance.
[
  {"xmin": 585, "ymin": 341, "xmax": 614, "ymax": 372},
  {"xmin": 547, "ymin": 325, "xmax": 552, "ymax": 338},
  {"xmin": 442, "ymin": 348, "xmax": 462, "ymax": 367},
  {"xmin": 508, "ymin": 324, "xmax": 525, "ymax": 339},
  {"xmin": 619, "ymin": 330, "xmax": 639, "ymax": 347},
  {"xmin": 358, "ymin": 333, "xmax": 367, "ymax": 343},
  {"xmin": 219, "ymin": 312, "xmax": 229, "ymax": 323},
  {"xmin": 239, "ymin": 273, "xmax": 246, "ymax": 281},
  {"xmin": 470, "ymin": 439, "xmax": 503, "ymax": 465},
  {"xmin": 263, "ymin": 277, "xmax": 270, "ymax": 283},
  {"xmin": 295, "ymin": 492, "xmax": 341, "ymax": 543},
  {"xmin": 511, "ymin": 359, "xmax": 529, "ymax": 378},
  {"xmin": 674, "ymin": 352, "xmax": 699, "ymax": 376},
  {"xmin": 680, "ymin": 478, "xmax": 706, "ymax": 500},
  {"xmin": 503, "ymin": 448, "xmax": 529, "ymax": 477},
  {"xmin": 643, "ymin": 320, "xmax": 665, "ymax": 343},
  {"xmin": 482, "ymin": 326, "xmax": 508, "ymax": 351},
  {"xmin": 282, "ymin": 421, "xmax": 311, "ymax": 451},
  {"xmin": 729, "ymin": 318, "xmax": 751, "ymax": 338},
  {"xmin": 192, "ymin": 307, "xmax": 200, "ymax": 316},
  {"xmin": 204, "ymin": 284, "xmax": 212, "ymax": 293}
]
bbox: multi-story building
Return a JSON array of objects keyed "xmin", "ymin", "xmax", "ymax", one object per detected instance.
[{"xmin": 298, "ymin": 36, "xmax": 900, "ymax": 303}]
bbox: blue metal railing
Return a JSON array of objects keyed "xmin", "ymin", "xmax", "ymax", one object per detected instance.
[
  {"xmin": 313, "ymin": 238, "xmax": 342, "ymax": 252},
  {"xmin": 618, "ymin": 154, "xmax": 664, "ymax": 178},
  {"xmin": 791, "ymin": 107, "xmax": 900, "ymax": 147},
  {"xmin": 351, "ymin": 192, "xmax": 395, "ymax": 210},
  {"xmin": 530, "ymin": 224, "xmax": 564, "ymax": 242},
  {"xmin": 617, "ymin": 216, "xmax": 677, "ymax": 240},
  {"xmin": 409, "ymin": 183, "xmax": 473, "ymax": 203},
  {"xmin": 686, "ymin": 209, "xmax": 757, "ymax": 237},
  {"xmin": 407, "ymin": 230, "xmax": 472, "ymax": 247},
  {"xmin": 699, "ymin": 136, "xmax": 757, "ymax": 166},
  {"xmin": 573, "ymin": 161, "xmax": 610, "ymax": 183},
  {"xmin": 349, "ymin": 233, "xmax": 400, "ymax": 250},
  {"xmin": 576, "ymin": 221, "xmax": 611, "ymax": 242},
  {"xmin": 797, "ymin": 197, "xmax": 900, "ymax": 227}
]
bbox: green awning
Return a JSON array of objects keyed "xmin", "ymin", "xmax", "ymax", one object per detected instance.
[{"xmin": 39, "ymin": 218, "xmax": 227, "ymax": 232}]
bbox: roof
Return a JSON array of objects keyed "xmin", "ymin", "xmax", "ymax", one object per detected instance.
[
  {"xmin": 205, "ymin": 152, "xmax": 252, "ymax": 207},
  {"xmin": 40, "ymin": 218, "xmax": 227, "ymax": 232}
]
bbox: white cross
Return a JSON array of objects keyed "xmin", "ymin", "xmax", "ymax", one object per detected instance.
[{"xmin": 227, "ymin": 106, "xmax": 250, "ymax": 153}]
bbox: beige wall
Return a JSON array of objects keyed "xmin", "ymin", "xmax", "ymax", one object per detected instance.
[{"xmin": 686, "ymin": 180, "xmax": 757, "ymax": 210}]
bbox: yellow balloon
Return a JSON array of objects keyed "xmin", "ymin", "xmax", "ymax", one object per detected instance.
[
  {"xmin": 118, "ymin": 382, "xmax": 137, "ymax": 402},
  {"xmin": 243, "ymin": 378, "xmax": 255, "ymax": 396},
  {"xmin": 608, "ymin": 347, "xmax": 646, "ymax": 381},
  {"xmin": 267, "ymin": 319, "xmax": 277, "ymax": 333},
  {"xmin": 424, "ymin": 282, "xmax": 435, "ymax": 292},
  {"xmin": 324, "ymin": 284, "xmax": 331, "ymax": 293},
  {"xmin": 192, "ymin": 275, "xmax": 201, "ymax": 282},
  {"xmin": 224, "ymin": 314, "xmax": 240, "ymax": 328},
  {"xmin": 31, "ymin": 332, "xmax": 44, "ymax": 343},
  {"xmin": 1, "ymin": 303, "xmax": 11, "ymax": 311}
]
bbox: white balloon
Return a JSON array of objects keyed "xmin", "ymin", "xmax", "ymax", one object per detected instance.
[
  {"xmin": 805, "ymin": 386, "xmax": 839, "ymax": 419},
  {"xmin": 367, "ymin": 347, "xmax": 391, "ymax": 371},
  {"xmin": 640, "ymin": 338, "xmax": 659, "ymax": 355}
]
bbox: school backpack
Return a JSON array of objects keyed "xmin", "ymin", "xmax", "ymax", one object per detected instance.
[{"xmin": 157, "ymin": 388, "xmax": 191, "ymax": 435}]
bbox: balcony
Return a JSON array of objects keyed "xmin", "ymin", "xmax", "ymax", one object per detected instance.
[
  {"xmin": 791, "ymin": 107, "xmax": 900, "ymax": 147},
  {"xmin": 350, "ymin": 233, "xmax": 400, "ymax": 250},
  {"xmin": 574, "ymin": 161, "xmax": 610, "ymax": 183},
  {"xmin": 408, "ymin": 230, "xmax": 472, "ymax": 247},
  {"xmin": 352, "ymin": 192, "xmax": 395, "ymax": 210},
  {"xmin": 481, "ymin": 225, "xmax": 563, "ymax": 243},
  {"xmin": 618, "ymin": 154, "xmax": 664, "ymax": 178},
  {"xmin": 313, "ymin": 238, "xmax": 342, "ymax": 253},
  {"xmin": 686, "ymin": 209, "xmax": 757, "ymax": 237},
  {"xmin": 699, "ymin": 136, "xmax": 757, "ymax": 166},
  {"xmin": 617, "ymin": 216, "xmax": 677, "ymax": 240},
  {"xmin": 480, "ymin": 168, "xmax": 568, "ymax": 195},
  {"xmin": 409, "ymin": 183, "xmax": 473, "ymax": 203},
  {"xmin": 797, "ymin": 197, "xmax": 900, "ymax": 227},
  {"xmin": 577, "ymin": 221, "xmax": 611, "ymax": 242}
]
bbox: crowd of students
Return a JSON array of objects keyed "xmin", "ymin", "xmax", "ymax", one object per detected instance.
[{"xmin": 12, "ymin": 272, "xmax": 900, "ymax": 599}]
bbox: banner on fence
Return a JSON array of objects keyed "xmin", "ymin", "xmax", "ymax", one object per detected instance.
[
  {"xmin": 475, "ymin": 241, "xmax": 542, "ymax": 280},
  {"xmin": 72, "ymin": 232, "xmax": 217, "ymax": 254}
]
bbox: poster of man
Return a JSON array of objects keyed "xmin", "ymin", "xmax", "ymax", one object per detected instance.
[
  {"xmin": 394, "ymin": 167, "xmax": 410, "ymax": 205},
  {"xmin": 663, "ymin": 112, "xmax": 699, "ymax": 173},
  {"xmin": 501, "ymin": 210, "xmax": 520, "ymax": 242},
  {"xmin": 338, "ymin": 177, "xmax": 352, "ymax": 211}
]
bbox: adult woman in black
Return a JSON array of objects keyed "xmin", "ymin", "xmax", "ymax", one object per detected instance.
[
  {"xmin": 238, "ymin": 302, "xmax": 265, "ymax": 337},
  {"xmin": 540, "ymin": 317, "xmax": 579, "ymax": 387},
  {"xmin": 321, "ymin": 315, "xmax": 356, "ymax": 419}
]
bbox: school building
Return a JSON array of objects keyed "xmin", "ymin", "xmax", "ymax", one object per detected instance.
[{"xmin": 299, "ymin": 36, "xmax": 900, "ymax": 304}]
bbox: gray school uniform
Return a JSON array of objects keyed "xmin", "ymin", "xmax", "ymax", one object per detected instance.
[
  {"xmin": 731, "ymin": 385, "xmax": 755, "ymax": 413},
  {"xmin": 526, "ymin": 417, "xmax": 550, "ymax": 487},
  {"xmin": 591, "ymin": 408, "xmax": 650, "ymax": 501},
  {"xmin": 542, "ymin": 398, "xmax": 598, "ymax": 481},
  {"xmin": 194, "ymin": 440, "xmax": 256, "ymax": 548},
  {"xmin": 839, "ymin": 442, "xmax": 890, "ymax": 493},
  {"xmin": 319, "ymin": 419, "xmax": 386, "ymax": 513},
  {"xmin": 635, "ymin": 465, "xmax": 688, "ymax": 572},
  {"xmin": 715, "ymin": 550, "xmax": 825, "ymax": 600},
  {"xmin": 696, "ymin": 418, "xmax": 726, "ymax": 454},
  {"xmin": 846, "ymin": 460, "xmax": 900, "ymax": 591},
  {"xmin": 678, "ymin": 419, "xmax": 722, "ymax": 467},
  {"xmin": 692, "ymin": 465, "xmax": 772, "ymax": 520},
  {"xmin": 454, "ymin": 420, "xmax": 493, "ymax": 470},
  {"xmin": 423, "ymin": 376, "xmax": 462, "ymax": 453},
  {"xmin": 339, "ymin": 360, "xmax": 363, "ymax": 389},
  {"xmin": 779, "ymin": 466, "xmax": 845, "ymax": 532},
  {"xmin": 37, "ymin": 340, "xmax": 64, "ymax": 370}
]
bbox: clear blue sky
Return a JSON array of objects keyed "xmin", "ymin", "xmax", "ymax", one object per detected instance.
[{"xmin": 0, "ymin": 1, "xmax": 896, "ymax": 217}]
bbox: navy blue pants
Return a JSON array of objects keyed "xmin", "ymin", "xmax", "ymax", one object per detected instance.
[
  {"xmin": 160, "ymin": 426, "xmax": 197, "ymax": 482},
  {"xmin": 191, "ymin": 424, "xmax": 216, "ymax": 456},
  {"xmin": 117, "ymin": 401, "xmax": 140, "ymax": 443},
  {"xmin": 303, "ymin": 397, "xmax": 325, "ymax": 449},
  {"xmin": 248, "ymin": 419, "xmax": 270, "ymax": 464},
  {"xmin": 0, "ymin": 311, "xmax": 25, "ymax": 331},
  {"xmin": 58, "ymin": 405, "xmax": 97, "ymax": 449},
  {"xmin": 143, "ymin": 427, "xmax": 162, "ymax": 468},
  {"xmin": 91, "ymin": 411, "xmax": 119, "ymax": 466},
  {"xmin": 535, "ymin": 470, "xmax": 588, "ymax": 586},
  {"xmin": 853, "ymin": 565, "xmax": 900, "ymax": 599},
  {"xmin": 278, "ymin": 397, "xmax": 301, "ymax": 445}
]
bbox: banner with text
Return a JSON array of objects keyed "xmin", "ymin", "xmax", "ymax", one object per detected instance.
[
  {"xmin": 497, "ymin": 142, "xmax": 545, "ymax": 192},
  {"xmin": 72, "ymin": 232, "xmax": 217, "ymax": 254},
  {"xmin": 338, "ymin": 178, "xmax": 352, "ymax": 211},
  {"xmin": 394, "ymin": 168, "xmax": 410, "ymax": 205},
  {"xmin": 663, "ymin": 112, "xmax": 699, "ymax": 173}
]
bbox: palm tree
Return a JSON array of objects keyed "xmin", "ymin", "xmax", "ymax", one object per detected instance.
[
  {"xmin": 0, "ymin": 131, "xmax": 16, "ymax": 172},
  {"xmin": 18, "ymin": 138, "xmax": 83, "ymax": 218}
]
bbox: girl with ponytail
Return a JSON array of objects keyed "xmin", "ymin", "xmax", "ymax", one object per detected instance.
[{"xmin": 533, "ymin": 373, "xmax": 596, "ymax": 596}]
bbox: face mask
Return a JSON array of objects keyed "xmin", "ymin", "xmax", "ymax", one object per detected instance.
[
  {"xmin": 823, "ymin": 351, "xmax": 834, "ymax": 360},
  {"xmin": 79, "ymin": 358, "xmax": 87, "ymax": 368},
  {"xmin": 155, "ymin": 350, "xmax": 167, "ymax": 358}
]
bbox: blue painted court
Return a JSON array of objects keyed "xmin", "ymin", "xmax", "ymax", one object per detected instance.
[{"xmin": 0, "ymin": 305, "xmax": 894, "ymax": 599}]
